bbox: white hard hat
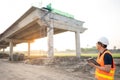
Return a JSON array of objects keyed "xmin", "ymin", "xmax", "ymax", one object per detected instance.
[{"xmin": 98, "ymin": 37, "xmax": 109, "ymax": 45}]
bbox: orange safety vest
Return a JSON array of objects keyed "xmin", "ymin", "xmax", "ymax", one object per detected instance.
[{"xmin": 95, "ymin": 50, "xmax": 115, "ymax": 80}]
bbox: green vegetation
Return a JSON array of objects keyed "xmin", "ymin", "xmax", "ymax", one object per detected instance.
[
  {"xmin": 24, "ymin": 52, "xmax": 120, "ymax": 58},
  {"xmin": 112, "ymin": 53, "xmax": 120, "ymax": 58},
  {"xmin": 40, "ymin": 53, "xmax": 120, "ymax": 58},
  {"xmin": 55, "ymin": 53, "xmax": 120, "ymax": 58},
  {"xmin": 81, "ymin": 53, "xmax": 120, "ymax": 58},
  {"xmin": 81, "ymin": 53, "xmax": 98, "ymax": 57}
]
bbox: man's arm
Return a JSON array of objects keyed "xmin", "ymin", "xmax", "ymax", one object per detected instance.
[
  {"xmin": 95, "ymin": 65, "xmax": 111, "ymax": 73},
  {"xmin": 89, "ymin": 53, "xmax": 113, "ymax": 73}
]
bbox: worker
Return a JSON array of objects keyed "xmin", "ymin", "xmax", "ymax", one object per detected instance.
[{"xmin": 88, "ymin": 37, "xmax": 115, "ymax": 80}]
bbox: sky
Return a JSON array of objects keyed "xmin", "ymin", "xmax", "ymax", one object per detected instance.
[{"xmin": 0, "ymin": 0, "xmax": 120, "ymax": 51}]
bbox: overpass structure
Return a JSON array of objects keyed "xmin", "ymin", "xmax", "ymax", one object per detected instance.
[{"xmin": 0, "ymin": 6, "xmax": 87, "ymax": 59}]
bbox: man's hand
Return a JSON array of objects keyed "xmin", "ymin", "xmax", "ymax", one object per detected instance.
[
  {"xmin": 88, "ymin": 62, "xmax": 96, "ymax": 67},
  {"xmin": 88, "ymin": 62, "xmax": 111, "ymax": 73}
]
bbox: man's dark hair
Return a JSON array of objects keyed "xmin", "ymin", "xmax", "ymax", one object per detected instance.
[{"xmin": 97, "ymin": 42, "xmax": 107, "ymax": 48}]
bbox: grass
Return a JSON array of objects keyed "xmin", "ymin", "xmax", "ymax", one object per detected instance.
[
  {"xmin": 26, "ymin": 53, "xmax": 120, "ymax": 58},
  {"xmin": 81, "ymin": 53, "xmax": 120, "ymax": 58},
  {"xmin": 54, "ymin": 53, "xmax": 120, "ymax": 58}
]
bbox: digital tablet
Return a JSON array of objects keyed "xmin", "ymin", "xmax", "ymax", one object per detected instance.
[{"xmin": 87, "ymin": 58, "xmax": 101, "ymax": 66}]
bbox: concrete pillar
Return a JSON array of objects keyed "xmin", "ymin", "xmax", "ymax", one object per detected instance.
[
  {"xmin": 47, "ymin": 23, "xmax": 54, "ymax": 58},
  {"xmin": 28, "ymin": 42, "xmax": 31, "ymax": 57},
  {"xmin": 9, "ymin": 41, "xmax": 13, "ymax": 61},
  {"xmin": 75, "ymin": 31, "xmax": 81, "ymax": 58},
  {"xmin": 3, "ymin": 48, "xmax": 5, "ymax": 53}
]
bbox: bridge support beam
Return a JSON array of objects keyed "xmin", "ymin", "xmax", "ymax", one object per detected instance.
[
  {"xmin": 9, "ymin": 41, "xmax": 13, "ymax": 61},
  {"xmin": 75, "ymin": 31, "xmax": 81, "ymax": 58},
  {"xmin": 3, "ymin": 48, "xmax": 5, "ymax": 53},
  {"xmin": 47, "ymin": 23, "xmax": 54, "ymax": 58},
  {"xmin": 28, "ymin": 41, "xmax": 31, "ymax": 57}
]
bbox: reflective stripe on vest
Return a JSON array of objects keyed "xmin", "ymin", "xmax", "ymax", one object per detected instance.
[
  {"xmin": 95, "ymin": 70, "xmax": 114, "ymax": 80},
  {"xmin": 95, "ymin": 50, "xmax": 115, "ymax": 80}
]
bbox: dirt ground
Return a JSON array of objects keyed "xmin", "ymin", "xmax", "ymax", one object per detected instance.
[
  {"xmin": 0, "ymin": 58, "xmax": 119, "ymax": 80},
  {"xmin": 0, "ymin": 59, "xmax": 92, "ymax": 80}
]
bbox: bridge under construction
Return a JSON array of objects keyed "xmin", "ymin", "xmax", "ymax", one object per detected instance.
[{"xmin": 0, "ymin": 6, "xmax": 87, "ymax": 59}]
